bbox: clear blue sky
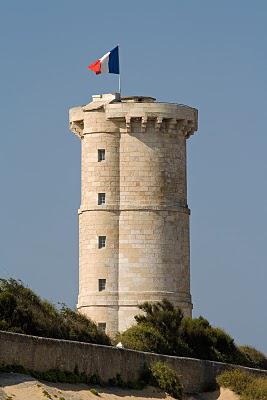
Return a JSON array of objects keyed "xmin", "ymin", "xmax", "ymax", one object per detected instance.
[{"xmin": 0, "ymin": 1, "xmax": 266, "ymax": 352}]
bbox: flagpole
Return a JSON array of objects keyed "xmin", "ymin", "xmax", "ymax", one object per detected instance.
[{"xmin": 118, "ymin": 44, "xmax": 121, "ymax": 98}]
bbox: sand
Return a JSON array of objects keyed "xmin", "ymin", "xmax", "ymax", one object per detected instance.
[{"xmin": 0, "ymin": 373, "xmax": 239, "ymax": 400}]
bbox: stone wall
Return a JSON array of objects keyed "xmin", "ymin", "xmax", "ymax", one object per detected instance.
[{"xmin": 0, "ymin": 331, "xmax": 266, "ymax": 394}]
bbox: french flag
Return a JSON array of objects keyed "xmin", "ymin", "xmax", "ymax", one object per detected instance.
[{"xmin": 88, "ymin": 46, "xmax": 120, "ymax": 75}]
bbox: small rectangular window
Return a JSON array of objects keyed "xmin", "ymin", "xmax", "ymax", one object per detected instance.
[
  {"xmin": 98, "ymin": 322, "xmax": 106, "ymax": 332},
  {"xmin": 98, "ymin": 149, "xmax": 105, "ymax": 162},
  {"xmin": 98, "ymin": 236, "xmax": 106, "ymax": 249},
  {"xmin": 98, "ymin": 279, "xmax": 106, "ymax": 292},
  {"xmin": 98, "ymin": 193, "xmax": 106, "ymax": 205}
]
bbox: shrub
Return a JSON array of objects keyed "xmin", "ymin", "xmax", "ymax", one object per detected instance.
[
  {"xmin": 114, "ymin": 374, "xmax": 126, "ymax": 388},
  {"xmin": 42, "ymin": 390, "xmax": 52, "ymax": 399},
  {"xmin": 217, "ymin": 369, "xmax": 254, "ymax": 394},
  {"xmin": 242, "ymin": 377, "xmax": 267, "ymax": 400},
  {"xmin": 0, "ymin": 278, "xmax": 111, "ymax": 346},
  {"xmin": 118, "ymin": 323, "xmax": 170, "ymax": 354},
  {"xmin": 239, "ymin": 346, "xmax": 267, "ymax": 370},
  {"xmin": 150, "ymin": 362, "xmax": 183, "ymax": 399},
  {"xmin": 88, "ymin": 373, "xmax": 101, "ymax": 385},
  {"xmin": 56, "ymin": 370, "xmax": 67, "ymax": 383},
  {"xmin": 135, "ymin": 300, "xmax": 184, "ymax": 338},
  {"xmin": 126, "ymin": 380, "xmax": 145, "ymax": 390},
  {"xmin": 107, "ymin": 373, "xmax": 145, "ymax": 390},
  {"xmin": 217, "ymin": 369, "xmax": 267, "ymax": 400},
  {"xmin": 89, "ymin": 388, "xmax": 100, "ymax": 396},
  {"xmin": 181, "ymin": 317, "xmax": 215, "ymax": 360},
  {"xmin": 120, "ymin": 299, "xmax": 264, "ymax": 369}
]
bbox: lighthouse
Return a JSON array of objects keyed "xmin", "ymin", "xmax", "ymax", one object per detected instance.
[{"xmin": 69, "ymin": 93, "xmax": 198, "ymax": 336}]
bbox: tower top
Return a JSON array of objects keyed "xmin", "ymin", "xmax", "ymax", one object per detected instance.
[{"xmin": 69, "ymin": 94, "xmax": 198, "ymax": 139}]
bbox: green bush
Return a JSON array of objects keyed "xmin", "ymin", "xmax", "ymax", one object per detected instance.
[
  {"xmin": 88, "ymin": 373, "xmax": 101, "ymax": 385},
  {"xmin": 217, "ymin": 369, "xmax": 254, "ymax": 394},
  {"xmin": 134, "ymin": 300, "xmax": 191, "ymax": 356},
  {"xmin": 181, "ymin": 317, "xmax": 215, "ymax": 360},
  {"xmin": 217, "ymin": 369, "xmax": 267, "ymax": 400},
  {"xmin": 149, "ymin": 362, "xmax": 183, "ymax": 399},
  {"xmin": 181, "ymin": 317, "xmax": 246, "ymax": 364},
  {"xmin": 239, "ymin": 346, "xmax": 267, "ymax": 370},
  {"xmin": 118, "ymin": 323, "xmax": 170, "ymax": 354},
  {"xmin": 118, "ymin": 300, "xmax": 191, "ymax": 357},
  {"xmin": 89, "ymin": 388, "xmax": 100, "ymax": 396},
  {"xmin": 119, "ymin": 299, "xmax": 265, "ymax": 370},
  {"xmin": 54, "ymin": 370, "xmax": 67, "ymax": 383},
  {"xmin": 0, "ymin": 278, "xmax": 111, "ymax": 346}
]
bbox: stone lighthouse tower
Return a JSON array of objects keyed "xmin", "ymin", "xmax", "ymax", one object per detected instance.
[{"xmin": 69, "ymin": 93, "xmax": 198, "ymax": 336}]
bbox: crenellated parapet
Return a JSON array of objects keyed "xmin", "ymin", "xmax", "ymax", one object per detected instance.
[{"xmin": 69, "ymin": 94, "xmax": 197, "ymax": 139}]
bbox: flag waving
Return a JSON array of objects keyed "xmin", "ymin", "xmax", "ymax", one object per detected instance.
[{"xmin": 88, "ymin": 46, "xmax": 120, "ymax": 75}]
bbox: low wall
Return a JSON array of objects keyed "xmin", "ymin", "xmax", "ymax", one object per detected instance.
[{"xmin": 0, "ymin": 330, "xmax": 266, "ymax": 393}]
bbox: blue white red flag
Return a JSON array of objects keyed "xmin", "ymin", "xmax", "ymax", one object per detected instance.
[{"xmin": 88, "ymin": 46, "xmax": 119, "ymax": 75}]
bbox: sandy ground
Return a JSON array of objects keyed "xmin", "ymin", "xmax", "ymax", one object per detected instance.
[{"xmin": 0, "ymin": 373, "xmax": 239, "ymax": 400}]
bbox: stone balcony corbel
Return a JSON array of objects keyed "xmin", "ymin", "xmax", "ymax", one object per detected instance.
[
  {"xmin": 125, "ymin": 116, "xmax": 131, "ymax": 133},
  {"xmin": 184, "ymin": 120, "xmax": 195, "ymax": 138},
  {"xmin": 168, "ymin": 118, "xmax": 178, "ymax": 132},
  {"xmin": 141, "ymin": 116, "xmax": 147, "ymax": 133},
  {"xmin": 69, "ymin": 121, "xmax": 84, "ymax": 139},
  {"xmin": 155, "ymin": 116, "xmax": 163, "ymax": 133},
  {"xmin": 176, "ymin": 119, "xmax": 197, "ymax": 138}
]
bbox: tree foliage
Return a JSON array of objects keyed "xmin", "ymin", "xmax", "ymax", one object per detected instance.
[
  {"xmin": 0, "ymin": 278, "xmax": 110, "ymax": 345},
  {"xmin": 119, "ymin": 299, "xmax": 266, "ymax": 369}
]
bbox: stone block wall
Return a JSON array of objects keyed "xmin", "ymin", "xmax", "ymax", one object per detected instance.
[{"xmin": 0, "ymin": 331, "xmax": 266, "ymax": 394}]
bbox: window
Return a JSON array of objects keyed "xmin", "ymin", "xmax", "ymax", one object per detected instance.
[
  {"xmin": 98, "ymin": 279, "xmax": 106, "ymax": 292},
  {"xmin": 98, "ymin": 236, "xmax": 106, "ymax": 249},
  {"xmin": 98, "ymin": 193, "xmax": 106, "ymax": 205},
  {"xmin": 98, "ymin": 149, "xmax": 105, "ymax": 162},
  {"xmin": 98, "ymin": 322, "xmax": 106, "ymax": 333}
]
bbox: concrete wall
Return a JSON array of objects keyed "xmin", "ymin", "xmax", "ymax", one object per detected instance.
[{"xmin": 0, "ymin": 330, "xmax": 266, "ymax": 394}]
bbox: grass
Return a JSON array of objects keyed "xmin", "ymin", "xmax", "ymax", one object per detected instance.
[
  {"xmin": 0, "ymin": 361, "xmax": 185, "ymax": 398},
  {"xmin": 0, "ymin": 363, "xmax": 146, "ymax": 391},
  {"xmin": 42, "ymin": 389, "xmax": 52, "ymax": 399},
  {"xmin": 217, "ymin": 368, "xmax": 267, "ymax": 400},
  {"xmin": 90, "ymin": 388, "xmax": 100, "ymax": 396}
]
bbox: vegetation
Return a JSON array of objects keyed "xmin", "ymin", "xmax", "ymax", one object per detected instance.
[
  {"xmin": 0, "ymin": 364, "xmax": 88, "ymax": 385},
  {"xmin": 217, "ymin": 368, "xmax": 267, "ymax": 400},
  {"xmin": 1, "ymin": 278, "xmax": 266, "ymax": 395},
  {"xmin": 149, "ymin": 362, "xmax": 183, "ymax": 399},
  {"xmin": 119, "ymin": 299, "xmax": 267, "ymax": 369},
  {"xmin": 0, "ymin": 363, "xmax": 145, "ymax": 391},
  {"xmin": 0, "ymin": 278, "xmax": 110, "ymax": 345},
  {"xmin": 239, "ymin": 346, "xmax": 267, "ymax": 370},
  {"xmin": 89, "ymin": 388, "xmax": 100, "ymax": 396},
  {"xmin": 0, "ymin": 362, "xmax": 183, "ymax": 396}
]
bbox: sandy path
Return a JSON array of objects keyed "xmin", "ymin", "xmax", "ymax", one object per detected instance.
[{"xmin": 0, "ymin": 373, "xmax": 239, "ymax": 400}]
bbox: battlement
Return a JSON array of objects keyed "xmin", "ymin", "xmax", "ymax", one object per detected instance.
[{"xmin": 69, "ymin": 93, "xmax": 198, "ymax": 139}]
